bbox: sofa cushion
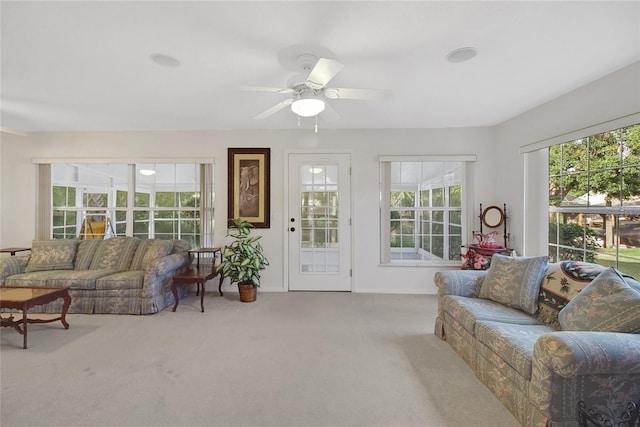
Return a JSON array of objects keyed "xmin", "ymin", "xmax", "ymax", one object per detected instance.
[
  {"xmin": 89, "ymin": 237, "xmax": 140, "ymax": 270},
  {"xmin": 3, "ymin": 269, "xmax": 117, "ymax": 290},
  {"xmin": 96, "ymin": 271, "xmax": 145, "ymax": 290},
  {"xmin": 4, "ymin": 271, "xmax": 55, "ymax": 287},
  {"xmin": 74, "ymin": 239, "xmax": 102, "ymax": 270},
  {"xmin": 25, "ymin": 239, "xmax": 78, "ymax": 273},
  {"xmin": 558, "ymin": 268, "xmax": 640, "ymax": 333},
  {"xmin": 130, "ymin": 239, "xmax": 174, "ymax": 271},
  {"xmin": 479, "ymin": 254, "xmax": 549, "ymax": 315},
  {"xmin": 45, "ymin": 269, "xmax": 120, "ymax": 290},
  {"xmin": 475, "ymin": 320, "xmax": 554, "ymax": 380},
  {"xmin": 535, "ymin": 261, "xmax": 607, "ymax": 329},
  {"xmin": 442, "ymin": 295, "xmax": 544, "ymax": 335}
]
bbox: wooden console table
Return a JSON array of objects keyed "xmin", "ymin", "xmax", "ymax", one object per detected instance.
[
  {"xmin": 171, "ymin": 248, "xmax": 224, "ymax": 313},
  {"xmin": 0, "ymin": 286, "xmax": 71, "ymax": 349}
]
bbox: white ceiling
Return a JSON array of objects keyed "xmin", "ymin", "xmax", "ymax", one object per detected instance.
[{"xmin": 1, "ymin": 1, "xmax": 639, "ymax": 133}]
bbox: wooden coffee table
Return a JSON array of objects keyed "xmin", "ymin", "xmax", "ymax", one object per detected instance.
[{"xmin": 0, "ymin": 286, "xmax": 71, "ymax": 349}]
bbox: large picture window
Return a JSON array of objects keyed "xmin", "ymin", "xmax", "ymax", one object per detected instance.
[
  {"xmin": 50, "ymin": 163, "xmax": 214, "ymax": 247},
  {"xmin": 548, "ymin": 124, "xmax": 640, "ymax": 277},
  {"xmin": 380, "ymin": 159, "xmax": 468, "ymax": 264}
]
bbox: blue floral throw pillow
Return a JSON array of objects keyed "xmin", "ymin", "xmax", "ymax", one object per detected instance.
[
  {"xmin": 558, "ymin": 267, "xmax": 640, "ymax": 333},
  {"xmin": 479, "ymin": 253, "xmax": 549, "ymax": 315}
]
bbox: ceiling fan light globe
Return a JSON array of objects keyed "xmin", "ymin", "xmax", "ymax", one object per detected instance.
[{"xmin": 291, "ymin": 98, "xmax": 325, "ymax": 117}]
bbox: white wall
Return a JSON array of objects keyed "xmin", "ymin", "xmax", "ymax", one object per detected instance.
[
  {"xmin": 2, "ymin": 61, "xmax": 637, "ymax": 294},
  {"xmin": 0, "ymin": 127, "xmax": 495, "ymax": 294},
  {"xmin": 1, "ymin": 132, "xmax": 36, "ymax": 250}
]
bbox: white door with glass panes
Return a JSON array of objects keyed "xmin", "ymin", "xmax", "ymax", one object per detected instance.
[{"xmin": 288, "ymin": 154, "xmax": 351, "ymax": 291}]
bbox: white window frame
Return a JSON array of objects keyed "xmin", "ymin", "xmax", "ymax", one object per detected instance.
[
  {"xmin": 379, "ymin": 155, "xmax": 476, "ymax": 266},
  {"xmin": 520, "ymin": 113, "xmax": 640, "ymax": 255},
  {"xmin": 547, "ymin": 124, "xmax": 640, "ymax": 268},
  {"xmin": 35, "ymin": 158, "xmax": 215, "ymax": 247}
]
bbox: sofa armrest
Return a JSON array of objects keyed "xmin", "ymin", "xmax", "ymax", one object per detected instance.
[
  {"xmin": 147, "ymin": 252, "xmax": 190, "ymax": 277},
  {"xmin": 530, "ymin": 331, "xmax": 640, "ymax": 421},
  {"xmin": 0, "ymin": 255, "xmax": 29, "ymax": 285},
  {"xmin": 141, "ymin": 252, "xmax": 191, "ymax": 298},
  {"xmin": 534, "ymin": 331, "xmax": 640, "ymax": 377},
  {"xmin": 434, "ymin": 270, "xmax": 487, "ymax": 298}
]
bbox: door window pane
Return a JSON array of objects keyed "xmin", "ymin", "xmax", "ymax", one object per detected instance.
[{"xmin": 299, "ymin": 163, "xmax": 340, "ymax": 273}]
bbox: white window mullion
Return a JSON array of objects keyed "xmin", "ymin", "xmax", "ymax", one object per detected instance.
[
  {"xmin": 380, "ymin": 162, "xmax": 392, "ymax": 263},
  {"xmin": 37, "ymin": 164, "xmax": 52, "ymax": 239},
  {"xmin": 126, "ymin": 164, "xmax": 136, "ymax": 236}
]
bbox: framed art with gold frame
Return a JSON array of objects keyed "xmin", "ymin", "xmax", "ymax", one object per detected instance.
[{"xmin": 227, "ymin": 148, "xmax": 270, "ymax": 228}]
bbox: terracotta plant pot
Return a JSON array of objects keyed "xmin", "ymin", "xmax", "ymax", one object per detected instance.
[{"xmin": 237, "ymin": 283, "xmax": 257, "ymax": 303}]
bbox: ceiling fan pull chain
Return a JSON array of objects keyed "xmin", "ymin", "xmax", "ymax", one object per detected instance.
[
  {"xmin": 297, "ymin": 116, "xmax": 300, "ymax": 127},
  {"xmin": 315, "ymin": 115, "xmax": 318, "ymax": 133}
]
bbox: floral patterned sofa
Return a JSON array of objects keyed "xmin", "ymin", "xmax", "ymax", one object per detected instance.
[
  {"xmin": 0, "ymin": 237, "xmax": 192, "ymax": 314},
  {"xmin": 435, "ymin": 254, "xmax": 640, "ymax": 427}
]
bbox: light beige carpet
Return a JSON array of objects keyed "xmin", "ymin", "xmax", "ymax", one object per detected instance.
[{"xmin": 1, "ymin": 292, "xmax": 519, "ymax": 427}]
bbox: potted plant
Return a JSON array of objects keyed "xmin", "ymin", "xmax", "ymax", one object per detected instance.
[{"xmin": 216, "ymin": 218, "xmax": 269, "ymax": 302}]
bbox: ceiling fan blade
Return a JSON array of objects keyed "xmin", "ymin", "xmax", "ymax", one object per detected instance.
[
  {"xmin": 234, "ymin": 86, "xmax": 294, "ymax": 94},
  {"xmin": 324, "ymin": 88, "xmax": 391, "ymax": 100},
  {"xmin": 321, "ymin": 102, "xmax": 340, "ymax": 122},
  {"xmin": 0, "ymin": 127, "xmax": 27, "ymax": 136},
  {"xmin": 305, "ymin": 58, "xmax": 344, "ymax": 90},
  {"xmin": 254, "ymin": 98, "xmax": 293, "ymax": 120}
]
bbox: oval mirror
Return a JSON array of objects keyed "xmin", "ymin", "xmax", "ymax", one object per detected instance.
[{"xmin": 482, "ymin": 206, "xmax": 504, "ymax": 228}]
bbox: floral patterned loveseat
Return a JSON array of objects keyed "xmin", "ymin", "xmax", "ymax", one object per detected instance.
[
  {"xmin": 435, "ymin": 255, "xmax": 640, "ymax": 426},
  {"xmin": 0, "ymin": 237, "xmax": 191, "ymax": 314}
]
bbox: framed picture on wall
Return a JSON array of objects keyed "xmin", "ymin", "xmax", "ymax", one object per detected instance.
[{"xmin": 227, "ymin": 148, "xmax": 271, "ymax": 228}]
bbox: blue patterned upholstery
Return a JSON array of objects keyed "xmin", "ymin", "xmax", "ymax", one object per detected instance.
[
  {"xmin": 558, "ymin": 268, "xmax": 640, "ymax": 333},
  {"xmin": 0, "ymin": 238, "xmax": 191, "ymax": 314},
  {"xmin": 25, "ymin": 239, "xmax": 78, "ymax": 272},
  {"xmin": 442, "ymin": 295, "xmax": 542, "ymax": 333},
  {"xmin": 479, "ymin": 254, "xmax": 549, "ymax": 314},
  {"xmin": 435, "ymin": 264, "xmax": 640, "ymax": 426}
]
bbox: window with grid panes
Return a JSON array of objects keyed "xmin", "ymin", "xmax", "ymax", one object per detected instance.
[{"xmin": 380, "ymin": 160, "xmax": 466, "ymax": 264}]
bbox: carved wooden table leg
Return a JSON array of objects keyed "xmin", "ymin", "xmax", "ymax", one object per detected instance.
[
  {"xmin": 171, "ymin": 282, "xmax": 180, "ymax": 312},
  {"xmin": 60, "ymin": 291, "xmax": 71, "ymax": 329},
  {"xmin": 200, "ymin": 280, "xmax": 205, "ymax": 313},
  {"xmin": 21, "ymin": 306, "xmax": 28, "ymax": 349}
]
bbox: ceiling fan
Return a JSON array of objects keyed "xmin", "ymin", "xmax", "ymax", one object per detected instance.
[{"xmin": 238, "ymin": 54, "xmax": 391, "ymax": 122}]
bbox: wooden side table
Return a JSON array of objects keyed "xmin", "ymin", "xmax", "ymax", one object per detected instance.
[
  {"xmin": 171, "ymin": 248, "xmax": 224, "ymax": 313},
  {"xmin": 0, "ymin": 247, "xmax": 31, "ymax": 256}
]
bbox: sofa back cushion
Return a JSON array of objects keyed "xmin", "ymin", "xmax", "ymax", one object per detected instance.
[
  {"xmin": 74, "ymin": 239, "xmax": 102, "ymax": 270},
  {"xmin": 535, "ymin": 261, "xmax": 606, "ymax": 329},
  {"xmin": 558, "ymin": 267, "xmax": 640, "ymax": 333},
  {"xmin": 25, "ymin": 239, "xmax": 78, "ymax": 273},
  {"xmin": 89, "ymin": 237, "xmax": 140, "ymax": 271},
  {"xmin": 479, "ymin": 254, "xmax": 549, "ymax": 315},
  {"xmin": 129, "ymin": 239, "xmax": 174, "ymax": 270}
]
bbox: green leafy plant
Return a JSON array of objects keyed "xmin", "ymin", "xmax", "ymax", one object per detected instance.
[
  {"xmin": 216, "ymin": 218, "xmax": 269, "ymax": 287},
  {"xmin": 548, "ymin": 222, "xmax": 600, "ymax": 262}
]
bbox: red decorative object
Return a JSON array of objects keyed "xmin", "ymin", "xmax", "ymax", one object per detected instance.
[{"xmin": 461, "ymin": 204, "xmax": 513, "ymax": 270}]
